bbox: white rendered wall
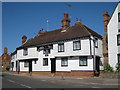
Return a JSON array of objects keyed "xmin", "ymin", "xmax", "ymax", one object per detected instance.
[
  {"xmin": 20, "ymin": 61, "xmax": 29, "ymax": 71},
  {"xmin": 53, "ymin": 38, "xmax": 91, "ymax": 57},
  {"xmin": 17, "ymin": 47, "xmax": 38, "ymax": 60},
  {"xmin": 108, "ymin": 4, "xmax": 119, "ymax": 70},
  {"xmin": 56, "ymin": 56, "xmax": 93, "ymax": 72}
]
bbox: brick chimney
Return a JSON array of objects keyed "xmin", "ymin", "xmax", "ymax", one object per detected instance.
[
  {"xmin": 22, "ymin": 35, "xmax": 27, "ymax": 45},
  {"xmin": 102, "ymin": 11, "xmax": 110, "ymax": 65},
  {"xmin": 4, "ymin": 47, "xmax": 8, "ymax": 54},
  {"xmin": 36, "ymin": 28, "xmax": 46, "ymax": 37},
  {"xmin": 103, "ymin": 11, "xmax": 110, "ymax": 33},
  {"xmin": 61, "ymin": 13, "xmax": 71, "ymax": 30}
]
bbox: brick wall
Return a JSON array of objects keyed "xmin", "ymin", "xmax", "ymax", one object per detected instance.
[{"xmin": 12, "ymin": 71, "xmax": 94, "ymax": 77}]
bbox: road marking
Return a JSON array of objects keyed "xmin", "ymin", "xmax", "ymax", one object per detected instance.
[
  {"xmin": 7, "ymin": 79, "xmax": 15, "ymax": 83},
  {"xmin": 20, "ymin": 84, "xmax": 32, "ymax": 88},
  {"xmin": 41, "ymin": 80, "xmax": 46, "ymax": 81},
  {"xmin": 92, "ymin": 87, "xmax": 100, "ymax": 88},
  {"xmin": 50, "ymin": 81, "xmax": 55, "ymax": 83},
  {"xmin": 91, "ymin": 83, "xmax": 98, "ymax": 85}
]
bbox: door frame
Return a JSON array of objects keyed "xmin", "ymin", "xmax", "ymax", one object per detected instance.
[{"xmin": 51, "ymin": 58, "xmax": 56, "ymax": 73}]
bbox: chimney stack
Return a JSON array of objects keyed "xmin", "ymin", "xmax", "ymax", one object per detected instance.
[
  {"xmin": 36, "ymin": 28, "xmax": 46, "ymax": 37},
  {"xmin": 103, "ymin": 11, "xmax": 110, "ymax": 33},
  {"xmin": 102, "ymin": 11, "xmax": 110, "ymax": 65},
  {"xmin": 22, "ymin": 35, "xmax": 27, "ymax": 45},
  {"xmin": 61, "ymin": 13, "xmax": 70, "ymax": 30},
  {"xmin": 4, "ymin": 47, "xmax": 8, "ymax": 54}
]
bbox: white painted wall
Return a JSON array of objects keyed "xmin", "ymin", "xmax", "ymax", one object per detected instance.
[
  {"xmin": 17, "ymin": 47, "xmax": 38, "ymax": 60},
  {"xmin": 56, "ymin": 56, "xmax": 93, "ymax": 71},
  {"xmin": 108, "ymin": 3, "xmax": 119, "ymax": 70},
  {"xmin": 20, "ymin": 61, "xmax": 28, "ymax": 71},
  {"xmin": 53, "ymin": 38, "xmax": 90, "ymax": 57}
]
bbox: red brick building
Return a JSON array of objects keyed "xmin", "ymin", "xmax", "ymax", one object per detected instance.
[{"xmin": 0, "ymin": 47, "xmax": 11, "ymax": 71}]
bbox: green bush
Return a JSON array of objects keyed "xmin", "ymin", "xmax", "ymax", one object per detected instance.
[
  {"xmin": 115, "ymin": 63, "xmax": 120, "ymax": 72},
  {"xmin": 104, "ymin": 64, "xmax": 114, "ymax": 72}
]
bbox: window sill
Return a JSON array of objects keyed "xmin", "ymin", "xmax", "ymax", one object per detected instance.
[
  {"xmin": 79, "ymin": 65, "xmax": 87, "ymax": 66},
  {"xmin": 73, "ymin": 49, "xmax": 81, "ymax": 51},
  {"xmin": 61, "ymin": 65, "xmax": 68, "ymax": 67}
]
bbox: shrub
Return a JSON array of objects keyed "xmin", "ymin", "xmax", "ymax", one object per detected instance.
[
  {"xmin": 104, "ymin": 64, "xmax": 114, "ymax": 72},
  {"xmin": 115, "ymin": 63, "xmax": 120, "ymax": 72}
]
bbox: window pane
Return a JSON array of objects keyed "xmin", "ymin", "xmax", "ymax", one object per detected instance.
[
  {"xmin": 118, "ymin": 35, "xmax": 120, "ymax": 45},
  {"xmin": 118, "ymin": 13, "xmax": 120, "ymax": 22},
  {"xmin": 118, "ymin": 54, "xmax": 120, "ymax": 63},
  {"xmin": 73, "ymin": 41, "xmax": 80, "ymax": 50},
  {"xmin": 58, "ymin": 43, "xmax": 64, "ymax": 52},
  {"xmin": 61, "ymin": 58, "xmax": 68, "ymax": 66},
  {"xmin": 43, "ymin": 58, "xmax": 48, "ymax": 66},
  {"xmin": 79, "ymin": 57, "xmax": 87, "ymax": 66}
]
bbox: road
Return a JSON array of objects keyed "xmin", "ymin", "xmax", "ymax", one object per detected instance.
[{"xmin": 1, "ymin": 72, "xmax": 119, "ymax": 89}]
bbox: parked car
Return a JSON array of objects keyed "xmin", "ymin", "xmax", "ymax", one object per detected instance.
[{"xmin": 6, "ymin": 66, "xmax": 10, "ymax": 71}]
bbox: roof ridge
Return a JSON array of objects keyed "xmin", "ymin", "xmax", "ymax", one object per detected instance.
[{"xmin": 76, "ymin": 22, "xmax": 91, "ymax": 35}]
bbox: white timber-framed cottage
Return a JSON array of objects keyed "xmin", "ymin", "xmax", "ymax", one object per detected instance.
[{"xmin": 11, "ymin": 13, "xmax": 103, "ymax": 77}]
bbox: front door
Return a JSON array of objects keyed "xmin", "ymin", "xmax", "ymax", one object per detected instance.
[
  {"xmin": 29, "ymin": 61, "xmax": 32, "ymax": 73},
  {"xmin": 95, "ymin": 56, "xmax": 100, "ymax": 72},
  {"xmin": 51, "ymin": 58, "xmax": 56, "ymax": 73}
]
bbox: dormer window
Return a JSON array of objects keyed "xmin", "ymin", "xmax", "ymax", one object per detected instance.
[{"xmin": 23, "ymin": 48, "xmax": 28, "ymax": 56}]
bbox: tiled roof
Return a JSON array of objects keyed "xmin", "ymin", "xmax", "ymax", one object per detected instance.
[{"xmin": 17, "ymin": 22, "xmax": 102, "ymax": 49}]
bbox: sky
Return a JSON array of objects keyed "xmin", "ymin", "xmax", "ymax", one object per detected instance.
[{"xmin": 1, "ymin": 2, "xmax": 117, "ymax": 55}]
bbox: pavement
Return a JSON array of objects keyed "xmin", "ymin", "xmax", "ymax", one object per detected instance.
[{"xmin": 2, "ymin": 71, "xmax": 119, "ymax": 89}]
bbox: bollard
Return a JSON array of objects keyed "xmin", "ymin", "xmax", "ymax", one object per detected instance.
[
  {"xmin": 29, "ymin": 72, "xmax": 32, "ymax": 76},
  {"xmin": 61, "ymin": 73, "xmax": 65, "ymax": 80}
]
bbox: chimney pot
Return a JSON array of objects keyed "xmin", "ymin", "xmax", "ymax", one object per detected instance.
[
  {"xmin": 64, "ymin": 13, "xmax": 69, "ymax": 18},
  {"xmin": 4, "ymin": 47, "xmax": 8, "ymax": 54},
  {"xmin": 22, "ymin": 35, "xmax": 27, "ymax": 45},
  {"xmin": 61, "ymin": 13, "xmax": 70, "ymax": 30}
]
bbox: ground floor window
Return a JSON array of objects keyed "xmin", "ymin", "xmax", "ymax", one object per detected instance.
[
  {"xmin": 79, "ymin": 56, "xmax": 87, "ymax": 66},
  {"xmin": 118, "ymin": 54, "xmax": 120, "ymax": 63},
  {"xmin": 61, "ymin": 57, "xmax": 68, "ymax": 67},
  {"xmin": 24, "ymin": 61, "xmax": 29, "ymax": 67},
  {"xmin": 43, "ymin": 58, "xmax": 48, "ymax": 66}
]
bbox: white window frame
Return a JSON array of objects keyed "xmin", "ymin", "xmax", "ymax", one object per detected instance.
[
  {"xmin": 24, "ymin": 61, "xmax": 29, "ymax": 67},
  {"xmin": 95, "ymin": 38, "xmax": 98, "ymax": 48},
  {"xmin": 43, "ymin": 58, "xmax": 48, "ymax": 66},
  {"xmin": 23, "ymin": 48, "xmax": 28, "ymax": 56},
  {"xmin": 73, "ymin": 40, "xmax": 81, "ymax": 50},
  {"xmin": 61, "ymin": 57, "xmax": 68, "ymax": 67},
  {"xmin": 79, "ymin": 56, "xmax": 87, "ymax": 66},
  {"xmin": 117, "ymin": 34, "xmax": 120, "ymax": 46},
  {"xmin": 58, "ymin": 43, "xmax": 64, "ymax": 52}
]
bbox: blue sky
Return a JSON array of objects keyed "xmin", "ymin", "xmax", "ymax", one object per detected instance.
[{"xmin": 2, "ymin": 2, "xmax": 117, "ymax": 55}]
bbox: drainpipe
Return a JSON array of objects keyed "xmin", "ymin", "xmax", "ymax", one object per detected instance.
[
  {"xmin": 93, "ymin": 38, "xmax": 96, "ymax": 76},
  {"xmin": 91, "ymin": 36, "xmax": 96, "ymax": 76}
]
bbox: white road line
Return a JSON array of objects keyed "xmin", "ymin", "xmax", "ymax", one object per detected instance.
[
  {"xmin": 7, "ymin": 79, "xmax": 15, "ymax": 83},
  {"xmin": 92, "ymin": 86, "xmax": 100, "ymax": 88},
  {"xmin": 20, "ymin": 84, "xmax": 32, "ymax": 88},
  {"xmin": 50, "ymin": 81, "xmax": 55, "ymax": 83},
  {"xmin": 41, "ymin": 80, "xmax": 46, "ymax": 81}
]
